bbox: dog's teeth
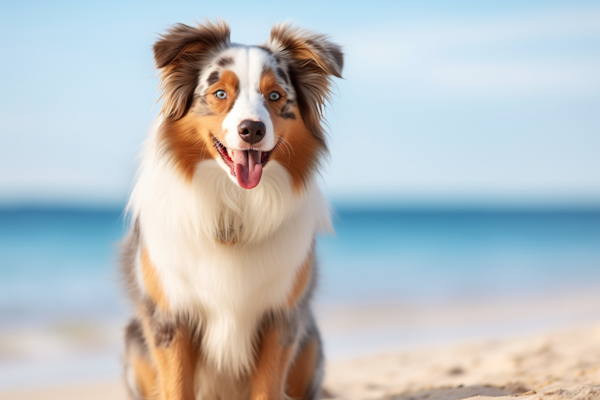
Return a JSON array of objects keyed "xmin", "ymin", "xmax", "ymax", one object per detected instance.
[{"xmin": 227, "ymin": 149, "xmax": 233, "ymax": 159}]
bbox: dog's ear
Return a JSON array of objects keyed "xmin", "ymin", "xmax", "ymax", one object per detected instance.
[
  {"xmin": 154, "ymin": 20, "xmax": 230, "ymax": 120},
  {"xmin": 265, "ymin": 24, "xmax": 343, "ymax": 147}
]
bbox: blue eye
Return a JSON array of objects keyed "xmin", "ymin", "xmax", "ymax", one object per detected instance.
[
  {"xmin": 269, "ymin": 92, "xmax": 281, "ymax": 101},
  {"xmin": 215, "ymin": 90, "xmax": 227, "ymax": 99}
]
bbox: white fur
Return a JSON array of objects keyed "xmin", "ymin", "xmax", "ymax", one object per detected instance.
[{"xmin": 127, "ymin": 120, "xmax": 331, "ymax": 376}]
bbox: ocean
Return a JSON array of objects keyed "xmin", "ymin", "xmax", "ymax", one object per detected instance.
[
  {"xmin": 2, "ymin": 206, "xmax": 600, "ymax": 326},
  {"xmin": 1, "ymin": 206, "xmax": 599, "ymax": 388}
]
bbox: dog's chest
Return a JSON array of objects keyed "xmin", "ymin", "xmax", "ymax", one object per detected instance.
[
  {"xmin": 157, "ymin": 204, "xmax": 315, "ymax": 312},
  {"xmin": 144, "ymin": 204, "xmax": 317, "ymax": 373}
]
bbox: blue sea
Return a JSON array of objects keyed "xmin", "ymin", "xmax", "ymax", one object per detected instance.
[
  {"xmin": 1, "ymin": 206, "xmax": 600, "ymax": 388},
  {"xmin": 1, "ymin": 207, "xmax": 600, "ymax": 328}
]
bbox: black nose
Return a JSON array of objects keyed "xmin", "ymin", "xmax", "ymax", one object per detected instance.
[{"xmin": 238, "ymin": 120, "xmax": 266, "ymax": 145}]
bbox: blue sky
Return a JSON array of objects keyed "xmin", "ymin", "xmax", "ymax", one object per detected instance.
[{"xmin": 1, "ymin": 0, "xmax": 599, "ymax": 207}]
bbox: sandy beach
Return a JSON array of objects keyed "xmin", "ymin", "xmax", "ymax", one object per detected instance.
[
  {"xmin": 324, "ymin": 323, "xmax": 600, "ymax": 400},
  {"xmin": 2, "ymin": 321, "xmax": 600, "ymax": 400}
]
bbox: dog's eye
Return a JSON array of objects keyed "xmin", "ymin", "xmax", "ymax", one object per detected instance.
[
  {"xmin": 269, "ymin": 92, "xmax": 281, "ymax": 101},
  {"xmin": 215, "ymin": 90, "xmax": 227, "ymax": 99}
]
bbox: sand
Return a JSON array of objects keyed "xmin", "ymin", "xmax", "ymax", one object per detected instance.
[
  {"xmin": 0, "ymin": 381, "xmax": 128, "ymax": 400},
  {"xmin": 323, "ymin": 323, "xmax": 600, "ymax": 400},
  {"xmin": 2, "ymin": 323, "xmax": 600, "ymax": 400}
]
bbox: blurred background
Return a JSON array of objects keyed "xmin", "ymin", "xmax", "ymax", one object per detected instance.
[{"xmin": 1, "ymin": 0, "xmax": 599, "ymax": 393}]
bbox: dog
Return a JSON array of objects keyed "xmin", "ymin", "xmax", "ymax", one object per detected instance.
[{"xmin": 120, "ymin": 20, "xmax": 343, "ymax": 400}]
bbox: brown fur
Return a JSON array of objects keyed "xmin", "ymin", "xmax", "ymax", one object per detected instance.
[
  {"xmin": 125, "ymin": 319, "xmax": 157, "ymax": 399},
  {"xmin": 141, "ymin": 249, "xmax": 169, "ymax": 311},
  {"xmin": 260, "ymin": 69, "xmax": 322, "ymax": 190},
  {"xmin": 251, "ymin": 323, "xmax": 295, "ymax": 400},
  {"xmin": 272, "ymin": 113, "xmax": 322, "ymax": 192},
  {"xmin": 154, "ymin": 20, "xmax": 231, "ymax": 120},
  {"xmin": 139, "ymin": 313, "xmax": 198, "ymax": 400},
  {"xmin": 159, "ymin": 70, "xmax": 240, "ymax": 181},
  {"xmin": 130, "ymin": 354, "xmax": 158, "ymax": 399},
  {"xmin": 287, "ymin": 248, "xmax": 314, "ymax": 308},
  {"xmin": 205, "ymin": 70, "xmax": 240, "ymax": 115},
  {"xmin": 286, "ymin": 335, "xmax": 320, "ymax": 399},
  {"xmin": 266, "ymin": 24, "xmax": 343, "ymax": 160}
]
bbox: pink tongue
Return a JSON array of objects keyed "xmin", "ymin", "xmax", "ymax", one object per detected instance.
[{"xmin": 233, "ymin": 150, "xmax": 263, "ymax": 189}]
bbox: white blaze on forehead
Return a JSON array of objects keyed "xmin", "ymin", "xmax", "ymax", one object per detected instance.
[{"xmin": 220, "ymin": 46, "xmax": 275, "ymax": 150}]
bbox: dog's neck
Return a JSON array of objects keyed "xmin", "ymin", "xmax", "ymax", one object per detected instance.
[
  {"xmin": 128, "ymin": 138, "xmax": 321, "ymax": 247},
  {"xmin": 187, "ymin": 159, "xmax": 308, "ymax": 245}
]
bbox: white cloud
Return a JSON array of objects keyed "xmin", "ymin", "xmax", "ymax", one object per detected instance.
[
  {"xmin": 344, "ymin": 6, "xmax": 600, "ymax": 96},
  {"xmin": 423, "ymin": 60, "xmax": 600, "ymax": 96}
]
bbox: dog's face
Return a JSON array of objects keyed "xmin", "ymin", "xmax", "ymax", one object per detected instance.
[{"xmin": 153, "ymin": 21, "xmax": 343, "ymax": 190}]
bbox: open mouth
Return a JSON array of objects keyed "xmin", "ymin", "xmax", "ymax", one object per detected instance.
[{"xmin": 212, "ymin": 137, "xmax": 276, "ymax": 189}]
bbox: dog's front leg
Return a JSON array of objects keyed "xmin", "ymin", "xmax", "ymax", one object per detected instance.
[
  {"xmin": 139, "ymin": 309, "xmax": 198, "ymax": 400},
  {"xmin": 251, "ymin": 316, "xmax": 297, "ymax": 400}
]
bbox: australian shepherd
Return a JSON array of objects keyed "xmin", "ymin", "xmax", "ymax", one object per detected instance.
[{"xmin": 120, "ymin": 20, "xmax": 343, "ymax": 400}]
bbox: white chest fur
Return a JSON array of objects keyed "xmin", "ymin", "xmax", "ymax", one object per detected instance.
[{"xmin": 128, "ymin": 141, "xmax": 331, "ymax": 374}]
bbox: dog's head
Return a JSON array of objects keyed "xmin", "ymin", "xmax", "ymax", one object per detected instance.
[{"xmin": 153, "ymin": 20, "xmax": 343, "ymax": 190}]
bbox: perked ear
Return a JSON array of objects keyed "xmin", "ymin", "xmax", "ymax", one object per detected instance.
[
  {"xmin": 266, "ymin": 24, "xmax": 344, "ymax": 146},
  {"xmin": 266, "ymin": 23, "xmax": 343, "ymax": 78},
  {"xmin": 153, "ymin": 20, "xmax": 230, "ymax": 120}
]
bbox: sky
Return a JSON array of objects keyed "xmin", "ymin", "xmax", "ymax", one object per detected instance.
[{"xmin": 1, "ymin": 0, "xmax": 599, "ymax": 208}]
